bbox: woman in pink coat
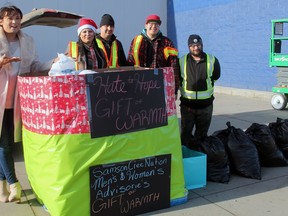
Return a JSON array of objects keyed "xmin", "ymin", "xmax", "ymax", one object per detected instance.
[{"xmin": 0, "ymin": 5, "xmax": 53, "ymax": 203}]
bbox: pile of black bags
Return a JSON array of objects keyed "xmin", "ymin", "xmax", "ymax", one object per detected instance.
[{"xmin": 187, "ymin": 118, "xmax": 288, "ymax": 184}]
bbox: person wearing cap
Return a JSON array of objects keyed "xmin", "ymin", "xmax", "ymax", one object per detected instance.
[
  {"xmin": 127, "ymin": 14, "xmax": 179, "ymax": 93},
  {"xmin": 178, "ymin": 34, "xmax": 220, "ymax": 148},
  {"xmin": 95, "ymin": 14, "xmax": 127, "ymax": 68},
  {"xmin": 67, "ymin": 18, "xmax": 106, "ymax": 70}
]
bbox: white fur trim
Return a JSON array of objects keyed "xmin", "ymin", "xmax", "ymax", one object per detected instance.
[{"xmin": 77, "ymin": 24, "xmax": 97, "ymax": 36}]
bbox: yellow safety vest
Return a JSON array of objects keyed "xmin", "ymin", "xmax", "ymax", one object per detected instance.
[
  {"xmin": 132, "ymin": 35, "xmax": 143, "ymax": 66},
  {"xmin": 96, "ymin": 38, "xmax": 119, "ymax": 68},
  {"xmin": 132, "ymin": 35, "xmax": 179, "ymax": 66},
  {"xmin": 179, "ymin": 54, "xmax": 215, "ymax": 100},
  {"xmin": 163, "ymin": 47, "xmax": 178, "ymax": 60},
  {"xmin": 68, "ymin": 41, "xmax": 79, "ymax": 70}
]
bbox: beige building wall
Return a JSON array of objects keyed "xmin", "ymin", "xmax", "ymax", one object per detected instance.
[{"xmin": 2, "ymin": 0, "xmax": 167, "ymax": 61}]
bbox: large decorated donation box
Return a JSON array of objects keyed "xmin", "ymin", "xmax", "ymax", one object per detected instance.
[{"xmin": 18, "ymin": 67, "xmax": 187, "ymax": 216}]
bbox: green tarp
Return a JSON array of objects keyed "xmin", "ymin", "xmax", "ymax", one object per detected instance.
[{"xmin": 23, "ymin": 115, "xmax": 187, "ymax": 216}]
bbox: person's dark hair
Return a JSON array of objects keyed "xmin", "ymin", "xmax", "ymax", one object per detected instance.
[{"xmin": 0, "ymin": 5, "xmax": 23, "ymax": 19}]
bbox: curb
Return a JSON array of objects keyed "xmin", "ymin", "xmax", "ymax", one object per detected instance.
[{"xmin": 214, "ymin": 86, "xmax": 274, "ymax": 101}]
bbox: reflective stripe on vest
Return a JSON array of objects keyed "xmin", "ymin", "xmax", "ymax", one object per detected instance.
[
  {"xmin": 163, "ymin": 47, "xmax": 178, "ymax": 60},
  {"xmin": 133, "ymin": 36, "xmax": 178, "ymax": 65},
  {"xmin": 68, "ymin": 41, "xmax": 79, "ymax": 70},
  {"xmin": 96, "ymin": 39, "xmax": 119, "ymax": 68},
  {"xmin": 180, "ymin": 54, "xmax": 215, "ymax": 100},
  {"xmin": 132, "ymin": 35, "xmax": 143, "ymax": 66}
]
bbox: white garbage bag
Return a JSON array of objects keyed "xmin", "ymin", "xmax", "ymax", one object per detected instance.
[{"xmin": 48, "ymin": 53, "xmax": 76, "ymax": 76}]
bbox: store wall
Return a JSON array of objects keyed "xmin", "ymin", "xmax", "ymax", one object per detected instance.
[
  {"xmin": 2, "ymin": 0, "xmax": 167, "ymax": 62},
  {"xmin": 4, "ymin": 0, "xmax": 288, "ymax": 91},
  {"xmin": 168, "ymin": 0, "xmax": 288, "ymax": 91}
]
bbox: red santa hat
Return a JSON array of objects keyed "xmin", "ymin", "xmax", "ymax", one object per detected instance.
[{"xmin": 77, "ymin": 18, "xmax": 98, "ymax": 36}]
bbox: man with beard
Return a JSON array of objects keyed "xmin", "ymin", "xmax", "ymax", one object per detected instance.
[{"xmin": 178, "ymin": 34, "xmax": 221, "ymax": 148}]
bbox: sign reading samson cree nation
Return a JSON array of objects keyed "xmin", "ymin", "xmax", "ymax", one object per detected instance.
[
  {"xmin": 89, "ymin": 154, "xmax": 171, "ymax": 215},
  {"xmin": 85, "ymin": 69, "xmax": 167, "ymax": 138}
]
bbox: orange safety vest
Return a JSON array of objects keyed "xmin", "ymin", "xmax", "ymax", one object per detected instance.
[
  {"xmin": 132, "ymin": 35, "xmax": 179, "ymax": 66},
  {"xmin": 96, "ymin": 38, "xmax": 119, "ymax": 68},
  {"xmin": 132, "ymin": 35, "xmax": 143, "ymax": 66},
  {"xmin": 163, "ymin": 47, "xmax": 178, "ymax": 60}
]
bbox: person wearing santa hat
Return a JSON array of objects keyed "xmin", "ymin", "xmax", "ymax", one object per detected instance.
[
  {"xmin": 95, "ymin": 14, "xmax": 127, "ymax": 68},
  {"xmin": 67, "ymin": 18, "xmax": 106, "ymax": 70},
  {"xmin": 127, "ymin": 14, "xmax": 179, "ymax": 95}
]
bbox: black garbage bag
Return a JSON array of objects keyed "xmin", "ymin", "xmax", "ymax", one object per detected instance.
[
  {"xmin": 212, "ymin": 122, "xmax": 261, "ymax": 180},
  {"xmin": 213, "ymin": 124, "xmax": 234, "ymax": 172},
  {"xmin": 245, "ymin": 123, "xmax": 288, "ymax": 166},
  {"xmin": 212, "ymin": 128, "xmax": 230, "ymax": 147},
  {"xmin": 199, "ymin": 136, "xmax": 230, "ymax": 183},
  {"xmin": 269, "ymin": 118, "xmax": 288, "ymax": 158}
]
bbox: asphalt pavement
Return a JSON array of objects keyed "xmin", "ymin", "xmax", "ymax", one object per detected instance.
[{"xmin": 2, "ymin": 86, "xmax": 288, "ymax": 216}]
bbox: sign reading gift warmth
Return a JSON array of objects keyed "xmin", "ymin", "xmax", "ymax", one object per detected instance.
[
  {"xmin": 89, "ymin": 154, "xmax": 171, "ymax": 216},
  {"xmin": 85, "ymin": 69, "xmax": 167, "ymax": 138}
]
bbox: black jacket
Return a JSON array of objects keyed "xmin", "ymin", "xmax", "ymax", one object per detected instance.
[
  {"xmin": 179, "ymin": 52, "xmax": 221, "ymax": 109},
  {"xmin": 95, "ymin": 34, "xmax": 127, "ymax": 66}
]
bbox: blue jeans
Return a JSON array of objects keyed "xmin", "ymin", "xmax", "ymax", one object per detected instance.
[{"xmin": 0, "ymin": 109, "xmax": 17, "ymax": 184}]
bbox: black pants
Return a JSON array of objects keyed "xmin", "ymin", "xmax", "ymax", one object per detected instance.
[{"xmin": 180, "ymin": 104, "xmax": 213, "ymax": 146}]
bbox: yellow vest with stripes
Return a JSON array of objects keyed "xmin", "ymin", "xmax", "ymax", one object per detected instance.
[
  {"xmin": 96, "ymin": 38, "xmax": 119, "ymax": 68},
  {"xmin": 179, "ymin": 54, "xmax": 215, "ymax": 100},
  {"xmin": 132, "ymin": 35, "xmax": 178, "ymax": 66},
  {"xmin": 68, "ymin": 41, "xmax": 79, "ymax": 70}
]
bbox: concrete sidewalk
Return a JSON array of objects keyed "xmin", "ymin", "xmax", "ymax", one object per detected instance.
[
  {"xmin": 2, "ymin": 87, "xmax": 288, "ymax": 216},
  {"xmin": 145, "ymin": 87, "xmax": 288, "ymax": 216}
]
